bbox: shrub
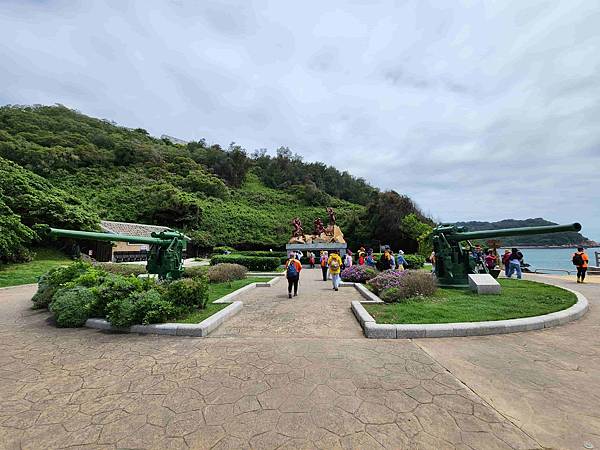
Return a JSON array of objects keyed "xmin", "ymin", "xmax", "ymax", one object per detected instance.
[
  {"xmin": 66, "ymin": 267, "xmax": 109, "ymax": 288},
  {"xmin": 132, "ymin": 289, "xmax": 179, "ymax": 325},
  {"xmin": 106, "ymin": 289, "xmax": 180, "ymax": 327},
  {"xmin": 403, "ymin": 254, "xmax": 426, "ymax": 269},
  {"xmin": 164, "ymin": 277, "xmax": 208, "ymax": 309},
  {"xmin": 182, "ymin": 266, "xmax": 209, "ymax": 279},
  {"xmin": 207, "ymin": 263, "xmax": 247, "ymax": 283},
  {"xmin": 95, "ymin": 263, "xmax": 147, "ymax": 276},
  {"xmin": 367, "ymin": 270, "xmax": 407, "ymax": 294},
  {"xmin": 379, "ymin": 271, "xmax": 437, "ymax": 303},
  {"xmin": 340, "ymin": 265, "xmax": 379, "ymax": 283},
  {"xmin": 49, "ymin": 287, "xmax": 96, "ymax": 327},
  {"xmin": 91, "ymin": 275, "xmax": 148, "ymax": 317},
  {"xmin": 210, "ymin": 255, "xmax": 280, "ymax": 271},
  {"xmin": 32, "ymin": 261, "xmax": 91, "ymax": 309},
  {"xmin": 105, "ymin": 297, "xmax": 137, "ymax": 328}
]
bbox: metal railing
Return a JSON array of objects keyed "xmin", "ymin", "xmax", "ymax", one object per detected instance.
[{"xmin": 532, "ymin": 268, "xmax": 574, "ymax": 275}]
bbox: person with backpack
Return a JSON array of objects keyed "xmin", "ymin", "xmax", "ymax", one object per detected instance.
[
  {"xmin": 572, "ymin": 247, "xmax": 589, "ymax": 283},
  {"xmin": 328, "ymin": 250, "xmax": 343, "ymax": 291},
  {"xmin": 285, "ymin": 253, "xmax": 302, "ymax": 298},
  {"xmin": 506, "ymin": 248, "xmax": 524, "ymax": 279},
  {"xmin": 320, "ymin": 251, "xmax": 329, "ymax": 281}
]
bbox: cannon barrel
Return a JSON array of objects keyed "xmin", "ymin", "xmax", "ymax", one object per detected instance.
[
  {"xmin": 48, "ymin": 227, "xmax": 173, "ymax": 246},
  {"xmin": 445, "ymin": 223, "xmax": 582, "ymax": 242}
]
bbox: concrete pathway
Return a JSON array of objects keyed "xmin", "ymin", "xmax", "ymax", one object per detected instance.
[
  {"xmin": 416, "ymin": 274, "xmax": 600, "ymax": 449},
  {"xmin": 212, "ymin": 270, "xmax": 363, "ymax": 339},
  {"xmin": 0, "ymin": 273, "xmax": 597, "ymax": 449}
]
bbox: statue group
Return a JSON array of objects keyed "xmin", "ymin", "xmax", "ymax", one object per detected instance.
[{"xmin": 289, "ymin": 207, "xmax": 345, "ymax": 244}]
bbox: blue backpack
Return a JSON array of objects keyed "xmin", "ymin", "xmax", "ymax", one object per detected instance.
[{"xmin": 287, "ymin": 261, "xmax": 298, "ymax": 278}]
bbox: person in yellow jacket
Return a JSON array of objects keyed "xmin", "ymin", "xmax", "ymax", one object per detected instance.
[{"xmin": 328, "ymin": 251, "xmax": 343, "ymax": 291}]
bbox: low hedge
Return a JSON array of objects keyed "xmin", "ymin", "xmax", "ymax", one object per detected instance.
[
  {"xmin": 237, "ymin": 250, "xmax": 288, "ymax": 259},
  {"xmin": 210, "ymin": 255, "xmax": 281, "ymax": 271},
  {"xmin": 94, "ymin": 262, "xmax": 147, "ymax": 276}
]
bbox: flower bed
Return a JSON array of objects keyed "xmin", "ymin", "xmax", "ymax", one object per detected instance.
[{"xmin": 340, "ymin": 265, "xmax": 379, "ymax": 283}]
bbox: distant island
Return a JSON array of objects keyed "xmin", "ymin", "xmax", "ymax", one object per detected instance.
[{"xmin": 453, "ymin": 218, "xmax": 598, "ymax": 248}]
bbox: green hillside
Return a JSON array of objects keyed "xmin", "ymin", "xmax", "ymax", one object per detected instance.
[
  {"xmin": 0, "ymin": 105, "xmax": 428, "ymax": 263},
  {"xmin": 454, "ymin": 218, "xmax": 595, "ymax": 246}
]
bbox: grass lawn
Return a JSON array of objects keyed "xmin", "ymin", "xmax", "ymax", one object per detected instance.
[
  {"xmin": 176, "ymin": 277, "xmax": 272, "ymax": 323},
  {"xmin": 0, "ymin": 248, "xmax": 71, "ymax": 288},
  {"xmin": 365, "ymin": 279, "xmax": 577, "ymax": 324}
]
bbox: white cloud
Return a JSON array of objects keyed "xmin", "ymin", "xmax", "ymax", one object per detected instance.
[{"xmin": 1, "ymin": 0, "xmax": 599, "ymax": 239}]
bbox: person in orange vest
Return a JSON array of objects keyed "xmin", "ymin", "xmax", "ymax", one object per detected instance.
[
  {"xmin": 285, "ymin": 253, "xmax": 303, "ymax": 298},
  {"xmin": 572, "ymin": 247, "xmax": 589, "ymax": 283}
]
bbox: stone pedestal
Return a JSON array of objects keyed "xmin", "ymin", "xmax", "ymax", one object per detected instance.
[
  {"xmin": 286, "ymin": 242, "xmax": 347, "ymax": 256},
  {"xmin": 468, "ymin": 274, "xmax": 501, "ymax": 294}
]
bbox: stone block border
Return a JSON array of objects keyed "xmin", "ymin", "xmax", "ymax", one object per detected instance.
[
  {"xmin": 85, "ymin": 276, "xmax": 281, "ymax": 337},
  {"xmin": 350, "ymin": 283, "xmax": 589, "ymax": 339}
]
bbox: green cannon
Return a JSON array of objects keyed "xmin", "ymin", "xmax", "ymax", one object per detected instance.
[
  {"xmin": 48, "ymin": 227, "xmax": 188, "ymax": 280},
  {"xmin": 432, "ymin": 222, "xmax": 582, "ymax": 286}
]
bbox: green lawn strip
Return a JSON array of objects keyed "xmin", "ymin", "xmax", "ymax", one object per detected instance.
[
  {"xmin": 175, "ymin": 277, "xmax": 272, "ymax": 323},
  {"xmin": 0, "ymin": 248, "xmax": 71, "ymax": 288},
  {"xmin": 365, "ymin": 279, "xmax": 577, "ymax": 324}
]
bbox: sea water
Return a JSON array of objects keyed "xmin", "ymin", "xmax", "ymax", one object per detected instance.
[{"xmin": 499, "ymin": 247, "xmax": 599, "ymax": 272}]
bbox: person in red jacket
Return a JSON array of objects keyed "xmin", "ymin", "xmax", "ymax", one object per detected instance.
[{"xmin": 285, "ymin": 253, "xmax": 303, "ymax": 298}]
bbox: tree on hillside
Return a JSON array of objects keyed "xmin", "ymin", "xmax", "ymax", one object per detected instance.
[{"xmin": 361, "ymin": 191, "xmax": 431, "ymax": 252}]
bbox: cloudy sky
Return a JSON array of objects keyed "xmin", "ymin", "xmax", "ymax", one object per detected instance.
[{"xmin": 2, "ymin": 0, "xmax": 599, "ymax": 240}]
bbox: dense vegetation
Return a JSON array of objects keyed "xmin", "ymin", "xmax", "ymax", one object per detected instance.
[
  {"xmin": 0, "ymin": 104, "xmax": 431, "ymax": 263},
  {"xmin": 454, "ymin": 218, "xmax": 594, "ymax": 246}
]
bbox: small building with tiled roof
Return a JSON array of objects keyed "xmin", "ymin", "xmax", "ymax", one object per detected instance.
[{"xmin": 75, "ymin": 221, "xmax": 187, "ymax": 262}]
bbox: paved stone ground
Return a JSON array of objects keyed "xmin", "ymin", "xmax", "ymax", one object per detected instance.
[
  {"xmin": 0, "ymin": 271, "xmax": 596, "ymax": 449},
  {"xmin": 211, "ymin": 271, "xmax": 363, "ymax": 338},
  {"xmin": 417, "ymin": 274, "xmax": 600, "ymax": 450}
]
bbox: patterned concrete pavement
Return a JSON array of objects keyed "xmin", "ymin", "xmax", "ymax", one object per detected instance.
[{"xmin": 0, "ymin": 270, "xmax": 592, "ymax": 449}]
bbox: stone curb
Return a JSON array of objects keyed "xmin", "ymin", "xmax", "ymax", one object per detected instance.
[
  {"xmin": 351, "ymin": 284, "xmax": 589, "ymax": 339},
  {"xmin": 0, "ymin": 283, "xmax": 38, "ymax": 291},
  {"xmin": 85, "ymin": 301, "xmax": 243, "ymax": 337},
  {"xmin": 354, "ymin": 283, "xmax": 384, "ymax": 303}
]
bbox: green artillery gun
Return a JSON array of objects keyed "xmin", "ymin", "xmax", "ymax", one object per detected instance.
[
  {"xmin": 48, "ymin": 227, "xmax": 188, "ymax": 280},
  {"xmin": 432, "ymin": 222, "xmax": 582, "ymax": 286}
]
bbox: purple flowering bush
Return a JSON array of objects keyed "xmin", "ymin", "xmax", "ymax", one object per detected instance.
[
  {"xmin": 340, "ymin": 265, "xmax": 378, "ymax": 283},
  {"xmin": 367, "ymin": 270, "xmax": 407, "ymax": 294},
  {"xmin": 379, "ymin": 271, "xmax": 438, "ymax": 303}
]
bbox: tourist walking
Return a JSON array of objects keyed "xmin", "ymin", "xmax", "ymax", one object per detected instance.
[
  {"xmin": 397, "ymin": 250, "xmax": 407, "ymax": 270},
  {"xmin": 344, "ymin": 250, "xmax": 353, "ymax": 269},
  {"xmin": 320, "ymin": 251, "xmax": 329, "ymax": 281},
  {"xmin": 328, "ymin": 251, "xmax": 343, "ymax": 291},
  {"xmin": 308, "ymin": 251, "xmax": 315, "ymax": 269},
  {"xmin": 389, "ymin": 250, "xmax": 396, "ymax": 270},
  {"xmin": 358, "ymin": 251, "xmax": 365, "ymax": 265},
  {"xmin": 485, "ymin": 249, "xmax": 497, "ymax": 270},
  {"xmin": 430, "ymin": 251, "xmax": 436, "ymax": 273},
  {"xmin": 285, "ymin": 253, "xmax": 302, "ymax": 298},
  {"xmin": 572, "ymin": 247, "xmax": 589, "ymax": 283},
  {"xmin": 502, "ymin": 249, "xmax": 511, "ymax": 275},
  {"xmin": 506, "ymin": 248, "xmax": 524, "ymax": 279}
]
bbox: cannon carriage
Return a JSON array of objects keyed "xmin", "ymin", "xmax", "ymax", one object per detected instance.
[{"xmin": 432, "ymin": 222, "xmax": 582, "ymax": 286}]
